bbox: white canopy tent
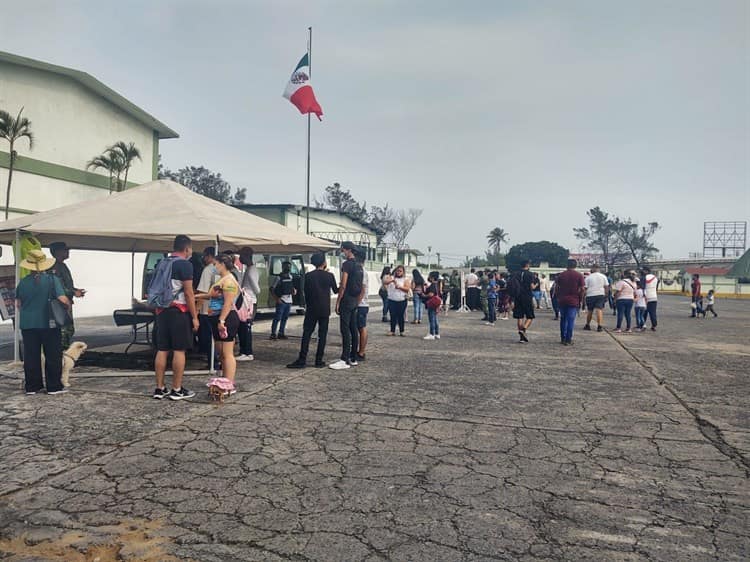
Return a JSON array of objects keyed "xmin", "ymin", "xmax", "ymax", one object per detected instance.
[
  {"xmin": 0, "ymin": 179, "xmax": 338, "ymax": 253},
  {"xmin": 0, "ymin": 179, "xmax": 338, "ymax": 363}
]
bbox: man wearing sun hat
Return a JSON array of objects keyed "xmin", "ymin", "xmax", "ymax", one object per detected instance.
[{"xmin": 15, "ymin": 250, "xmax": 71, "ymax": 395}]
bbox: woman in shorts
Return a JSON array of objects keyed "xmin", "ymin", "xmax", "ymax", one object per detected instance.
[{"xmin": 198, "ymin": 254, "xmax": 240, "ymax": 385}]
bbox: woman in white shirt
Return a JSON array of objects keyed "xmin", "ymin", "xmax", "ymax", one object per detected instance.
[
  {"xmin": 385, "ymin": 265, "xmax": 410, "ymax": 336},
  {"xmin": 613, "ymin": 270, "xmax": 637, "ymax": 333}
]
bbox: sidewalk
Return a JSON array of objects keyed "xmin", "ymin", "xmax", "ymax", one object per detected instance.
[{"xmin": 0, "ymin": 295, "xmax": 747, "ymax": 561}]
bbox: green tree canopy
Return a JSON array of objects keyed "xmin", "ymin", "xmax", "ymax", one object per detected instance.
[
  {"xmin": 505, "ymin": 241, "xmax": 569, "ymax": 271},
  {"xmin": 574, "ymin": 207, "xmax": 660, "ymax": 269},
  {"xmin": 159, "ymin": 164, "xmax": 246, "ymax": 205}
]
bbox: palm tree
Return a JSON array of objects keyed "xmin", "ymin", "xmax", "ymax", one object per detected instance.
[
  {"xmin": 487, "ymin": 227, "xmax": 509, "ymax": 255},
  {"xmin": 109, "ymin": 141, "xmax": 141, "ymax": 191},
  {"xmin": 0, "ymin": 107, "xmax": 34, "ymax": 220},
  {"xmin": 86, "ymin": 153, "xmax": 117, "ymax": 194}
]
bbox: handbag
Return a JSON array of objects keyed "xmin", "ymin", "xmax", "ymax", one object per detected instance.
[
  {"xmin": 426, "ymin": 295, "xmax": 443, "ymax": 310},
  {"xmin": 48, "ymin": 275, "xmax": 73, "ymax": 328}
]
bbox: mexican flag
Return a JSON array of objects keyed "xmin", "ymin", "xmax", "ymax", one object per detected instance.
[{"xmin": 283, "ymin": 53, "xmax": 323, "ymax": 120}]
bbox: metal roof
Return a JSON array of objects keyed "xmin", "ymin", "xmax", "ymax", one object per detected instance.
[
  {"xmin": 0, "ymin": 50, "xmax": 178, "ymax": 139},
  {"xmin": 237, "ymin": 203, "xmax": 377, "ymax": 233}
]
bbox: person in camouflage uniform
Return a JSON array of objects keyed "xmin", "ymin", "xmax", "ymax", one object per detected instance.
[{"xmin": 50, "ymin": 242, "xmax": 86, "ymax": 349}]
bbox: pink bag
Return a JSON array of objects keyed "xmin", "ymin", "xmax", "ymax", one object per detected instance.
[{"xmin": 235, "ymin": 288, "xmax": 254, "ymax": 322}]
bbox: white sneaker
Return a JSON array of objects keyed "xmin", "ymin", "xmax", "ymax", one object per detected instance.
[
  {"xmin": 236, "ymin": 354, "xmax": 254, "ymax": 362},
  {"xmin": 435, "ymin": 334, "xmax": 441, "ymax": 339},
  {"xmin": 329, "ymin": 360, "xmax": 351, "ymax": 370},
  {"xmin": 349, "ymin": 360, "xmax": 358, "ymax": 367},
  {"xmin": 423, "ymin": 334, "xmax": 435, "ymax": 340}
]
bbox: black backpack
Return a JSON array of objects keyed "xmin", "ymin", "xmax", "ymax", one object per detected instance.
[
  {"xmin": 346, "ymin": 264, "xmax": 364, "ymax": 298},
  {"xmin": 274, "ymin": 273, "xmax": 294, "ymax": 298},
  {"xmin": 507, "ymin": 271, "xmax": 524, "ymax": 299}
]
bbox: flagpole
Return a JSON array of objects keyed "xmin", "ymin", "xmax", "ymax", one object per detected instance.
[{"xmin": 305, "ymin": 26, "xmax": 312, "ymax": 234}]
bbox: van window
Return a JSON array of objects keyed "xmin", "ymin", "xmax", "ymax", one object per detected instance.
[
  {"xmin": 146, "ymin": 252, "xmax": 167, "ymax": 271},
  {"xmin": 270, "ymin": 256, "xmax": 301, "ymax": 276}
]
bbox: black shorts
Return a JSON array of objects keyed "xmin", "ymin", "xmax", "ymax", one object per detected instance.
[
  {"xmin": 512, "ymin": 297, "xmax": 536, "ymax": 320},
  {"xmin": 357, "ymin": 306, "xmax": 368, "ymax": 329},
  {"xmin": 586, "ymin": 295, "xmax": 606, "ymax": 310},
  {"xmin": 156, "ymin": 307, "xmax": 193, "ymax": 351},
  {"xmin": 209, "ymin": 310, "xmax": 240, "ymax": 342}
]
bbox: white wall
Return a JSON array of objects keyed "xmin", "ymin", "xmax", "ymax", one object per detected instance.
[
  {"xmin": 0, "ymin": 170, "xmax": 111, "ymax": 212},
  {"xmin": 0, "ymin": 61, "xmax": 155, "ymax": 184}
]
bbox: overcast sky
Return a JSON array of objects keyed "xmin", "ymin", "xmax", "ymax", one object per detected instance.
[{"xmin": 3, "ymin": 0, "xmax": 748, "ymax": 264}]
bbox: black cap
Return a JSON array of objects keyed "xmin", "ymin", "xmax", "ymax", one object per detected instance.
[
  {"xmin": 341, "ymin": 241, "xmax": 356, "ymax": 251},
  {"xmin": 50, "ymin": 242, "xmax": 68, "ymax": 254}
]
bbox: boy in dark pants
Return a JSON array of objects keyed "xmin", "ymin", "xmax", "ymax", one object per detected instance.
[{"xmin": 287, "ymin": 253, "xmax": 338, "ymax": 368}]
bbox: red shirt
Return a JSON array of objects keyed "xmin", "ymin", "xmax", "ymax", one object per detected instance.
[
  {"xmin": 555, "ymin": 269, "xmax": 585, "ymax": 307},
  {"xmin": 691, "ymin": 279, "xmax": 701, "ymax": 297}
]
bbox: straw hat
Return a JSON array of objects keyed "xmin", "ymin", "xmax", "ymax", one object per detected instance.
[{"xmin": 20, "ymin": 249, "xmax": 56, "ymax": 272}]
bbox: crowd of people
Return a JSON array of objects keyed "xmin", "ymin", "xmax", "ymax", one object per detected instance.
[{"xmin": 15, "ymin": 233, "xmax": 724, "ymax": 400}]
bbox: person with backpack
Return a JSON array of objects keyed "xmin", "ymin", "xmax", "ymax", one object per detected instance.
[
  {"xmin": 385, "ymin": 265, "xmax": 410, "ymax": 336},
  {"xmin": 270, "ymin": 261, "xmax": 296, "ymax": 340},
  {"xmin": 510, "ymin": 260, "xmax": 538, "ymax": 343},
  {"xmin": 422, "ymin": 271, "xmax": 442, "ymax": 340},
  {"xmin": 196, "ymin": 254, "xmax": 241, "ymax": 387},
  {"xmin": 330, "ymin": 241, "xmax": 363, "ymax": 370},
  {"xmin": 150, "ymin": 235, "xmax": 199, "ymax": 401},
  {"xmin": 287, "ymin": 253, "xmax": 338, "ymax": 369},
  {"xmin": 236, "ymin": 247, "xmax": 260, "ymax": 361}
]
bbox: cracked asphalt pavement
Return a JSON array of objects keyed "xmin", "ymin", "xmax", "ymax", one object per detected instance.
[{"xmin": 0, "ymin": 295, "xmax": 747, "ymax": 561}]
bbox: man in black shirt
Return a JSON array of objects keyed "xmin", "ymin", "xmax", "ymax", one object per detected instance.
[
  {"xmin": 330, "ymin": 241, "xmax": 363, "ymax": 370},
  {"xmin": 287, "ymin": 253, "xmax": 338, "ymax": 368},
  {"xmin": 512, "ymin": 260, "xmax": 538, "ymax": 343}
]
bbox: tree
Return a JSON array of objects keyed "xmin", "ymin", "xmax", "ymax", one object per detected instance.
[
  {"xmin": 505, "ymin": 241, "xmax": 569, "ymax": 271},
  {"xmin": 487, "ymin": 227, "xmax": 509, "ymax": 255},
  {"xmin": 109, "ymin": 141, "xmax": 141, "ymax": 190},
  {"xmin": 0, "ymin": 107, "xmax": 34, "ymax": 219},
  {"xmin": 86, "ymin": 153, "xmax": 117, "ymax": 193},
  {"xmin": 390, "ymin": 208, "xmax": 423, "ymax": 249},
  {"xmin": 367, "ymin": 204, "xmax": 397, "ymax": 244},
  {"xmin": 160, "ymin": 165, "xmax": 246, "ymax": 204},
  {"xmin": 574, "ymin": 207, "xmax": 659, "ymax": 270},
  {"xmin": 314, "ymin": 182, "xmax": 368, "ymax": 222},
  {"xmin": 573, "ymin": 207, "xmax": 627, "ymax": 269},
  {"xmin": 315, "ymin": 182, "xmax": 423, "ymax": 247},
  {"xmin": 612, "ymin": 218, "xmax": 660, "ymax": 268}
]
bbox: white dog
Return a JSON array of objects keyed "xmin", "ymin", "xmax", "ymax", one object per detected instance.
[{"xmin": 61, "ymin": 341, "xmax": 87, "ymax": 387}]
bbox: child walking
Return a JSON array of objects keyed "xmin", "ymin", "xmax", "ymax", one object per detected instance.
[
  {"xmin": 703, "ymin": 290, "xmax": 718, "ymax": 317},
  {"xmin": 634, "ymin": 279, "xmax": 647, "ymax": 331}
]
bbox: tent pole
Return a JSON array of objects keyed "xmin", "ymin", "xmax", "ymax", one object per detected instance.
[
  {"xmin": 209, "ymin": 237, "xmax": 219, "ymax": 375},
  {"xmin": 131, "ymin": 251, "xmax": 135, "ymax": 301},
  {"xmin": 13, "ymin": 229, "xmax": 20, "ymax": 364}
]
